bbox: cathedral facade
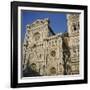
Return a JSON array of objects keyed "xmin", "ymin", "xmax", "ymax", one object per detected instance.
[{"xmin": 22, "ymin": 14, "xmax": 80, "ymax": 76}]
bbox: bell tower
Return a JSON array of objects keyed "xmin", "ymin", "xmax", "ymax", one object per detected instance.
[
  {"xmin": 67, "ymin": 14, "xmax": 80, "ymax": 75},
  {"xmin": 67, "ymin": 14, "xmax": 80, "ymax": 36}
]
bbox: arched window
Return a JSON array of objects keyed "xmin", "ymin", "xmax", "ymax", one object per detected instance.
[
  {"xmin": 72, "ymin": 22, "xmax": 80, "ymax": 31},
  {"xmin": 78, "ymin": 22, "xmax": 80, "ymax": 29},
  {"xmin": 34, "ymin": 32, "xmax": 40, "ymax": 41},
  {"xmin": 73, "ymin": 23, "xmax": 77, "ymax": 31}
]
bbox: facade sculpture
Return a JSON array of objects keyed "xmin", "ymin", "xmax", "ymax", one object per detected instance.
[{"xmin": 22, "ymin": 14, "xmax": 80, "ymax": 76}]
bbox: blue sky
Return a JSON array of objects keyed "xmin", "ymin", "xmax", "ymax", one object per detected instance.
[{"xmin": 21, "ymin": 10, "xmax": 67, "ymax": 42}]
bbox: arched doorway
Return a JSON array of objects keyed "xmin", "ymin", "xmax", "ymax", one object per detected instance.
[
  {"xmin": 31, "ymin": 63, "xmax": 36, "ymax": 71},
  {"xmin": 50, "ymin": 67, "xmax": 56, "ymax": 75}
]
